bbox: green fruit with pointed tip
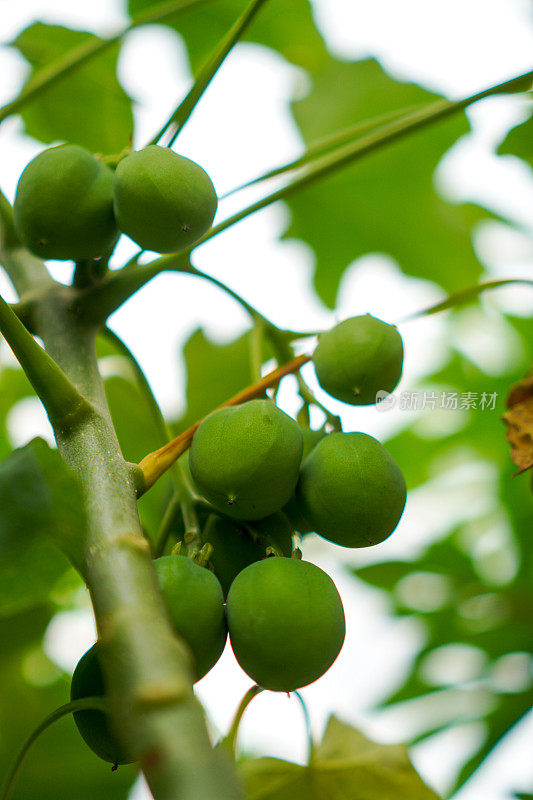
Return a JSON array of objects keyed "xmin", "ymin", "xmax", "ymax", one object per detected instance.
[
  {"xmin": 154, "ymin": 555, "xmax": 226, "ymax": 680},
  {"xmin": 203, "ymin": 511, "xmax": 293, "ymax": 596},
  {"xmin": 71, "ymin": 643, "xmax": 133, "ymax": 765},
  {"xmin": 296, "ymin": 432, "xmax": 406, "ymax": 547},
  {"xmin": 14, "ymin": 145, "xmax": 118, "ymax": 260},
  {"xmin": 227, "ymin": 557, "xmax": 345, "ymax": 691},
  {"xmin": 189, "ymin": 400, "xmax": 304, "ymax": 520},
  {"xmin": 113, "ymin": 145, "xmax": 217, "ymax": 252},
  {"xmin": 313, "ymin": 314, "xmax": 403, "ymax": 405}
]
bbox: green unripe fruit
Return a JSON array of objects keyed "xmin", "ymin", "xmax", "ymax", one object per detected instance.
[
  {"xmin": 14, "ymin": 145, "xmax": 118, "ymax": 260},
  {"xmin": 283, "ymin": 429, "xmax": 327, "ymax": 534},
  {"xmin": 189, "ymin": 400, "xmax": 304, "ymax": 520},
  {"xmin": 70, "ymin": 643, "xmax": 133, "ymax": 765},
  {"xmin": 227, "ymin": 557, "xmax": 345, "ymax": 691},
  {"xmin": 154, "ymin": 555, "xmax": 226, "ymax": 679},
  {"xmin": 313, "ymin": 314, "xmax": 403, "ymax": 405},
  {"xmin": 203, "ymin": 511, "xmax": 293, "ymax": 596},
  {"xmin": 301, "ymin": 426, "xmax": 328, "ymax": 459},
  {"xmin": 113, "ymin": 145, "xmax": 217, "ymax": 252},
  {"xmin": 249, "ymin": 511, "xmax": 293, "ymax": 556},
  {"xmin": 283, "ymin": 493, "xmax": 313, "ymax": 535},
  {"xmin": 297, "ymin": 432, "xmax": 406, "ymax": 548},
  {"xmin": 203, "ymin": 515, "xmax": 266, "ymax": 597}
]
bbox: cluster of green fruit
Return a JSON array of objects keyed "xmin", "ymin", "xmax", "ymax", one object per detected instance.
[
  {"xmin": 13, "ymin": 143, "xmax": 217, "ymax": 259},
  {"xmin": 71, "ymin": 314, "xmax": 406, "ymax": 765}
]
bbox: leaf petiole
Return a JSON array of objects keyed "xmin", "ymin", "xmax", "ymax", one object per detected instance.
[{"xmin": 1, "ymin": 697, "xmax": 106, "ymax": 800}]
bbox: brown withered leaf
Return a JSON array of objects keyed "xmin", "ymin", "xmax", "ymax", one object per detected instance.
[{"xmin": 503, "ymin": 373, "xmax": 533, "ymax": 473}]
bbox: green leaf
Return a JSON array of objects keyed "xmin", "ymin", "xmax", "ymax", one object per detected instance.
[
  {"xmin": 0, "ymin": 438, "xmax": 87, "ymax": 615},
  {"xmin": 285, "ymin": 58, "xmax": 488, "ymax": 307},
  {"xmin": 498, "ymin": 105, "xmax": 533, "ymax": 168},
  {"xmin": 239, "ymin": 715, "xmax": 439, "ymax": 800},
  {"xmin": 0, "ymin": 365, "xmax": 35, "ymax": 461},
  {"xmin": 11, "ymin": 23, "xmax": 133, "ymax": 153},
  {"xmin": 356, "ymin": 520, "xmax": 533, "ymax": 789},
  {"xmin": 353, "ymin": 310, "xmax": 533, "ymax": 792},
  {"xmin": 128, "ymin": 0, "xmax": 329, "ymax": 72},
  {"xmin": 453, "ymin": 690, "xmax": 533, "ymax": 794}
]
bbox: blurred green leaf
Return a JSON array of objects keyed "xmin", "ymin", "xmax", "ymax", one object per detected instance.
[
  {"xmin": 357, "ymin": 522, "xmax": 533, "ymax": 793},
  {"xmin": 498, "ymin": 106, "xmax": 533, "ymax": 168},
  {"xmin": 128, "ymin": 0, "xmax": 329, "ymax": 72},
  {"xmin": 173, "ymin": 327, "xmax": 271, "ymax": 432},
  {"xmin": 286, "ymin": 58, "xmax": 489, "ymax": 307},
  {"xmin": 387, "ymin": 313, "xmax": 533, "ymax": 490},
  {"xmin": 240, "ymin": 715, "xmax": 439, "ymax": 800},
  {"xmin": 0, "ymin": 438, "xmax": 87, "ymax": 615},
  {"xmin": 355, "ymin": 310, "xmax": 533, "ymax": 793},
  {"xmin": 0, "ymin": 365, "xmax": 34, "ymax": 460},
  {"xmin": 12, "ymin": 23, "xmax": 133, "ymax": 153}
]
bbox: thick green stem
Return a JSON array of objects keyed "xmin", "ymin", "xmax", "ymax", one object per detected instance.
[
  {"xmin": 0, "ymin": 237, "xmax": 54, "ymax": 299},
  {"xmin": 8, "ymin": 251, "xmax": 242, "ymax": 799}
]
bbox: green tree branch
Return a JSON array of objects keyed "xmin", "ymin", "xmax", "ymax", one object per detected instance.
[
  {"xmin": 220, "ymin": 102, "xmax": 422, "ymax": 199},
  {"xmin": 84, "ymin": 257, "xmax": 310, "ymax": 343},
  {"xmin": 7, "ymin": 248, "xmax": 242, "ymax": 799},
  {"xmin": 149, "ymin": 0, "xmax": 272, "ymax": 146},
  {"xmin": 399, "ymin": 278, "xmax": 533, "ymax": 321}
]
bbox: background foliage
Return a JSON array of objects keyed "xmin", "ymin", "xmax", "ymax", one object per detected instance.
[{"xmin": 0, "ymin": 1, "xmax": 532, "ymax": 799}]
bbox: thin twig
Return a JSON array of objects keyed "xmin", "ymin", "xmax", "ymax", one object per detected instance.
[{"xmin": 139, "ymin": 353, "xmax": 311, "ymax": 492}]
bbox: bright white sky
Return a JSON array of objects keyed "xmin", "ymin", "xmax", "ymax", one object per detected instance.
[{"xmin": 1, "ymin": 1, "xmax": 533, "ymax": 799}]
